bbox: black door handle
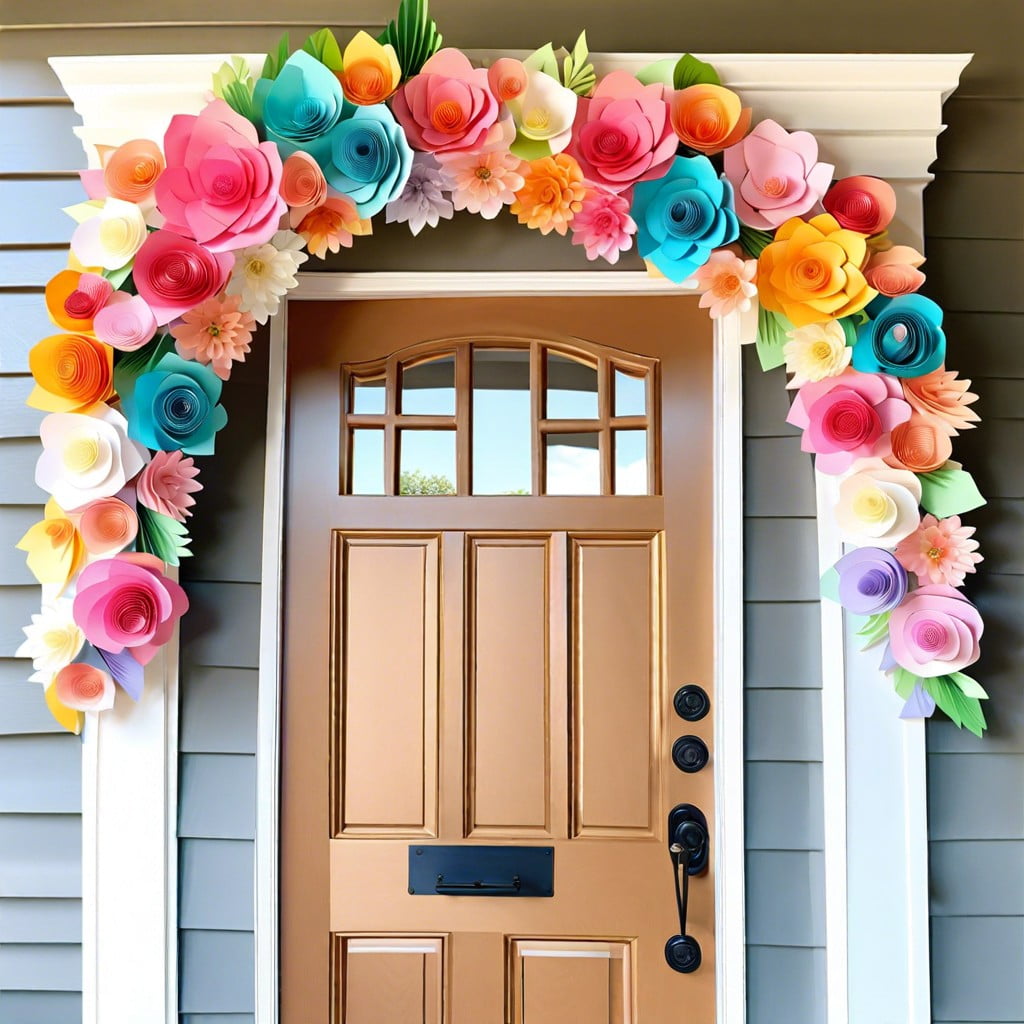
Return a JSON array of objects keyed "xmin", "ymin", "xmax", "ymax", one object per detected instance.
[{"xmin": 665, "ymin": 804, "xmax": 709, "ymax": 974}]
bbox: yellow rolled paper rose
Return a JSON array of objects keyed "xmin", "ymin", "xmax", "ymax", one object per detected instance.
[
  {"xmin": 16, "ymin": 497, "xmax": 86, "ymax": 592},
  {"xmin": 337, "ymin": 31, "xmax": 401, "ymax": 105},
  {"xmin": 757, "ymin": 213, "xmax": 877, "ymax": 327}
]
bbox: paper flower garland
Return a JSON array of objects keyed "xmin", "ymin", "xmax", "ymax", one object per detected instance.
[{"xmin": 17, "ymin": 3, "xmax": 990, "ymax": 738}]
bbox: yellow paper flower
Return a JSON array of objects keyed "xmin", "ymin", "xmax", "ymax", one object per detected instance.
[
  {"xmin": 783, "ymin": 320, "xmax": 853, "ymax": 389},
  {"xmin": 16, "ymin": 498, "xmax": 87, "ymax": 592},
  {"xmin": 338, "ymin": 31, "xmax": 401, "ymax": 105},
  {"xmin": 45, "ymin": 681, "xmax": 84, "ymax": 735},
  {"xmin": 510, "ymin": 154, "xmax": 588, "ymax": 236}
]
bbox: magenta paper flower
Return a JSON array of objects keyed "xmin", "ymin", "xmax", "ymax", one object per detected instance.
[
  {"xmin": 155, "ymin": 99, "xmax": 286, "ymax": 253},
  {"xmin": 888, "ymin": 584, "xmax": 983, "ymax": 678},
  {"xmin": 73, "ymin": 552, "xmax": 189, "ymax": 666},
  {"xmin": 570, "ymin": 188, "xmax": 637, "ymax": 264},
  {"xmin": 787, "ymin": 368, "xmax": 911, "ymax": 475},
  {"xmin": 723, "ymin": 119, "xmax": 835, "ymax": 230},
  {"xmin": 689, "ymin": 249, "xmax": 758, "ymax": 317},
  {"xmin": 137, "ymin": 450, "xmax": 202, "ymax": 522},
  {"xmin": 895, "ymin": 514, "xmax": 983, "ymax": 587},
  {"xmin": 440, "ymin": 148, "xmax": 524, "ymax": 219},
  {"xmin": 566, "ymin": 71, "xmax": 677, "ymax": 193}
]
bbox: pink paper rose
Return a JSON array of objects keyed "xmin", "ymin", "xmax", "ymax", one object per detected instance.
[
  {"xmin": 566, "ymin": 71, "xmax": 677, "ymax": 193},
  {"xmin": 92, "ymin": 293, "xmax": 158, "ymax": 352},
  {"xmin": 73, "ymin": 552, "xmax": 189, "ymax": 666},
  {"xmin": 392, "ymin": 48, "xmax": 501, "ymax": 155},
  {"xmin": 823, "ymin": 175, "xmax": 897, "ymax": 236},
  {"xmin": 787, "ymin": 368, "xmax": 912, "ymax": 474},
  {"xmin": 724, "ymin": 119, "xmax": 835, "ymax": 230},
  {"xmin": 570, "ymin": 188, "xmax": 637, "ymax": 263},
  {"xmin": 155, "ymin": 99, "xmax": 286, "ymax": 253},
  {"xmin": 888, "ymin": 584, "xmax": 983, "ymax": 678}
]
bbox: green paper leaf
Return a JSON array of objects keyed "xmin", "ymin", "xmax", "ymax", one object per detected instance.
[
  {"xmin": 924, "ymin": 674, "xmax": 987, "ymax": 737},
  {"xmin": 212, "ymin": 57, "xmax": 257, "ymax": 119},
  {"xmin": 379, "ymin": 0, "xmax": 442, "ymax": 80},
  {"xmin": 673, "ymin": 53, "xmax": 721, "ymax": 90},
  {"xmin": 562, "ymin": 30, "xmax": 596, "ymax": 96},
  {"xmin": 636, "ymin": 58, "xmax": 676, "ymax": 87},
  {"xmin": 948, "ymin": 671, "xmax": 989, "ymax": 700},
  {"xmin": 837, "ymin": 315, "xmax": 861, "ymax": 347},
  {"xmin": 856, "ymin": 612, "xmax": 891, "ymax": 651},
  {"xmin": 738, "ymin": 225, "xmax": 774, "ymax": 259},
  {"xmin": 820, "ymin": 567, "xmax": 840, "ymax": 603},
  {"xmin": 301, "ymin": 28, "xmax": 344, "ymax": 72},
  {"xmin": 918, "ymin": 464, "xmax": 986, "ymax": 518},
  {"xmin": 102, "ymin": 263, "xmax": 134, "ymax": 290},
  {"xmin": 755, "ymin": 306, "xmax": 794, "ymax": 371},
  {"xmin": 524, "ymin": 42, "xmax": 559, "ymax": 80},
  {"xmin": 893, "ymin": 666, "xmax": 920, "ymax": 701},
  {"xmin": 113, "ymin": 335, "xmax": 176, "ymax": 401},
  {"xmin": 261, "ymin": 32, "xmax": 291, "ymax": 82},
  {"xmin": 509, "ymin": 133, "xmax": 553, "ymax": 162},
  {"xmin": 137, "ymin": 506, "xmax": 192, "ymax": 567}
]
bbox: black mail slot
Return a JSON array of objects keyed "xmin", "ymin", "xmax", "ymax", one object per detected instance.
[{"xmin": 408, "ymin": 845, "xmax": 554, "ymax": 897}]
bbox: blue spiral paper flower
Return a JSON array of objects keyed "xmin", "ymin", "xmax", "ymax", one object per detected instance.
[
  {"xmin": 631, "ymin": 155, "xmax": 739, "ymax": 283},
  {"xmin": 853, "ymin": 294, "xmax": 946, "ymax": 378}
]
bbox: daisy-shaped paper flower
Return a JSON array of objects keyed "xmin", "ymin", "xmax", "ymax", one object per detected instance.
[
  {"xmin": 895, "ymin": 513, "xmax": 983, "ymax": 587},
  {"xmin": 16, "ymin": 598, "xmax": 85, "ymax": 684},
  {"xmin": 511, "ymin": 153, "xmax": 588, "ymax": 236},
  {"xmin": 170, "ymin": 292, "xmax": 256, "ymax": 381},
  {"xmin": 137, "ymin": 450, "xmax": 202, "ymax": 522},
  {"xmin": 295, "ymin": 197, "xmax": 372, "ymax": 260},
  {"xmin": 385, "ymin": 155, "xmax": 454, "ymax": 236},
  {"xmin": 226, "ymin": 230, "xmax": 311, "ymax": 325},
  {"xmin": 688, "ymin": 249, "xmax": 757, "ymax": 318},
  {"xmin": 440, "ymin": 149, "xmax": 525, "ymax": 220},
  {"xmin": 570, "ymin": 188, "xmax": 637, "ymax": 264},
  {"xmin": 784, "ymin": 320, "xmax": 854, "ymax": 389}
]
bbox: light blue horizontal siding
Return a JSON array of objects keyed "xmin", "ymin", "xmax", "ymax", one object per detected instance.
[
  {"xmin": 0, "ymin": 898, "xmax": 81, "ymax": 943},
  {"xmin": 0, "ymin": 735, "xmax": 81, "ymax": 811},
  {"xmin": 0, "ymin": 813, "xmax": 81, "ymax": 898},
  {"xmin": 178, "ymin": 931, "xmax": 255, "ymax": 1015},
  {"xmin": 0, "ymin": 990, "xmax": 82, "ymax": 1024},
  {"xmin": 179, "ymin": 840, "xmax": 254, "ymax": 932},
  {"xmin": 746, "ymin": 946, "xmax": 827, "ymax": 1024}
]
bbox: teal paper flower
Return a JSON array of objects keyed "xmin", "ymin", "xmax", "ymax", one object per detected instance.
[
  {"xmin": 631, "ymin": 155, "xmax": 739, "ymax": 283},
  {"xmin": 123, "ymin": 353, "xmax": 228, "ymax": 456},
  {"xmin": 853, "ymin": 294, "xmax": 946, "ymax": 378},
  {"xmin": 327, "ymin": 104, "xmax": 414, "ymax": 218}
]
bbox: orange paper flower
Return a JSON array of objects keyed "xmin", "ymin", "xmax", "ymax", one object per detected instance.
[
  {"xmin": 296, "ymin": 197, "xmax": 372, "ymax": 258},
  {"xmin": 279, "ymin": 151, "xmax": 327, "ymax": 213},
  {"xmin": 102, "ymin": 139, "xmax": 165, "ymax": 203},
  {"xmin": 337, "ymin": 31, "xmax": 401, "ymax": 105},
  {"xmin": 27, "ymin": 333, "xmax": 115, "ymax": 413},
  {"xmin": 76, "ymin": 497, "xmax": 139, "ymax": 556},
  {"xmin": 865, "ymin": 244, "xmax": 927, "ymax": 297},
  {"xmin": 670, "ymin": 84, "xmax": 751, "ymax": 155},
  {"xmin": 902, "ymin": 368, "xmax": 980, "ymax": 436},
  {"xmin": 511, "ymin": 154, "xmax": 588, "ymax": 236},
  {"xmin": 44, "ymin": 269, "xmax": 114, "ymax": 333},
  {"xmin": 488, "ymin": 58, "xmax": 528, "ymax": 103},
  {"xmin": 884, "ymin": 413, "xmax": 954, "ymax": 473}
]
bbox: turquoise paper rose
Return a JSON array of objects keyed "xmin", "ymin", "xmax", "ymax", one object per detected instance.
[
  {"xmin": 631, "ymin": 155, "xmax": 739, "ymax": 283},
  {"xmin": 123, "ymin": 353, "xmax": 228, "ymax": 455},
  {"xmin": 327, "ymin": 104, "xmax": 414, "ymax": 218},
  {"xmin": 853, "ymin": 294, "xmax": 946, "ymax": 378}
]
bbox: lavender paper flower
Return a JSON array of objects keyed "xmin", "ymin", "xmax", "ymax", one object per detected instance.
[
  {"xmin": 384, "ymin": 154, "xmax": 454, "ymax": 236},
  {"xmin": 834, "ymin": 547, "xmax": 908, "ymax": 616}
]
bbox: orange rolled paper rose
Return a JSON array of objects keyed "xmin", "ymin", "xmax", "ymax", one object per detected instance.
[
  {"xmin": 337, "ymin": 31, "xmax": 401, "ymax": 105},
  {"xmin": 670, "ymin": 84, "xmax": 751, "ymax": 156},
  {"xmin": 79, "ymin": 138, "xmax": 165, "ymax": 206},
  {"xmin": 279, "ymin": 151, "xmax": 327, "ymax": 217},
  {"xmin": 902, "ymin": 368, "xmax": 980, "ymax": 435},
  {"xmin": 823, "ymin": 175, "xmax": 897, "ymax": 235},
  {"xmin": 865, "ymin": 244, "xmax": 927, "ymax": 297},
  {"xmin": 44, "ymin": 269, "xmax": 114, "ymax": 333},
  {"xmin": 757, "ymin": 213, "xmax": 877, "ymax": 327},
  {"xmin": 511, "ymin": 153, "xmax": 589, "ymax": 236},
  {"xmin": 77, "ymin": 497, "xmax": 139, "ymax": 556},
  {"xmin": 884, "ymin": 413, "xmax": 954, "ymax": 473},
  {"xmin": 488, "ymin": 58, "xmax": 528, "ymax": 104},
  {"xmin": 27, "ymin": 333, "xmax": 115, "ymax": 413}
]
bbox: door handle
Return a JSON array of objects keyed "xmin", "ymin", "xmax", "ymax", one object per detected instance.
[
  {"xmin": 665, "ymin": 804, "xmax": 709, "ymax": 974},
  {"xmin": 435, "ymin": 874, "xmax": 521, "ymax": 896}
]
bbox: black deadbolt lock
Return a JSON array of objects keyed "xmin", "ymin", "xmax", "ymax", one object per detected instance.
[
  {"xmin": 672, "ymin": 735, "xmax": 709, "ymax": 774},
  {"xmin": 673, "ymin": 685, "xmax": 710, "ymax": 722}
]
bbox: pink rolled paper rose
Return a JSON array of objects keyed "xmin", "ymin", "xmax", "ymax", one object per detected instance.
[
  {"xmin": 723, "ymin": 119, "xmax": 835, "ymax": 230},
  {"xmin": 786, "ymin": 368, "xmax": 912, "ymax": 474},
  {"xmin": 73, "ymin": 552, "xmax": 189, "ymax": 666},
  {"xmin": 823, "ymin": 175, "xmax": 897, "ymax": 235},
  {"xmin": 566, "ymin": 71, "xmax": 677, "ymax": 193},
  {"xmin": 92, "ymin": 293, "xmax": 158, "ymax": 352},
  {"xmin": 155, "ymin": 99, "xmax": 286, "ymax": 253},
  {"xmin": 54, "ymin": 662, "xmax": 116, "ymax": 712},
  {"xmin": 888, "ymin": 584, "xmax": 983, "ymax": 678}
]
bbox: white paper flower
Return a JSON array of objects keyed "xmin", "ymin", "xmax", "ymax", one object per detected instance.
[
  {"xmin": 35, "ymin": 406, "xmax": 148, "ymax": 510},
  {"xmin": 509, "ymin": 70, "xmax": 579, "ymax": 154},
  {"xmin": 70, "ymin": 197, "xmax": 148, "ymax": 270},
  {"xmin": 835, "ymin": 459, "xmax": 922, "ymax": 548},
  {"xmin": 226, "ymin": 229, "xmax": 310, "ymax": 324},
  {"xmin": 784, "ymin": 320, "xmax": 854, "ymax": 389},
  {"xmin": 16, "ymin": 598, "xmax": 85, "ymax": 684}
]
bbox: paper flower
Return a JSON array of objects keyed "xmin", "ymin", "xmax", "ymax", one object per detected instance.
[
  {"xmin": 887, "ymin": 584, "xmax": 983, "ymax": 677},
  {"xmin": 279, "ymin": 151, "xmax": 327, "ymax": 216},
  {"xmin": 92, "ymin": 293, "xmax": 159, "ymax": 352},
  {"xmin": 296, "ymin": 196, "xmax": 372, "ymax": 258},
  {"xmin": 723, "ymin": 119, "xmax": 834, "ymax": 230},
  {"xmin": 835, "ymin": 461, "xmax": 922, "ymax": 548},
  {"xmin": 80, "ymin": 138, "xmax": 165, "ymax": 206},
  {"xmin": 833, "ymin": 547, "xmax": 908, "ymax": 615},
  {"xmin": 27, "ymin": 333, "xmax": 115, "ymax": 413},
  {"xmin": 902, "ymin": 369, "xmax": 980, "ymax": 436},
  {"xmin": 226, "ymin": 229, "xmax": 310, "ymax": 324},
  {"xmin": 570, "ymin": 188, "xmax": 637, "ymax": 264},
  {"xmin": 440, "ymin": 148, "xmax": 524, "ymax": 219},
  {"xmin": 864, "ymin": 245, "xmax": 926, "ymax": 297},
  {"xmin": 488, "ymin": 58, "xmax": 528, "ymax": 104},
  {"xmin": 511, "ymin": 153, "xmax": 588, "ymax": 236},
  {"xmin": 896, "ymin": 514, "xmax": 982, "ymax": 587},
  {"xmin": 35, "ymin": 406, "xmax": 147, "ymax": 510},
  {"xmin": 122, "ymin": 352, "xmax": 228, "ymax": 456},
  {"xmin": 392, "ymin": 48, "xmax": 501, "ymax": 155},
  {"xmin": 784, "ymin": 320, "xmax": 853, "ymax": 388},
  {"xmin": 507, "ymin": 68, "xmax": 579, "ymax": 159},
  {"xmin": 384, "ymin": 154, "xmax": 454, "ymax": 235},
  {"xmin": 853, "ymin": 294, "xmax": 946, "ymax": 378},
  {"xmin": 885, "ymin": 413, "xmax": 954, "ymax": 473},
  {"xmin": 137, "ymin": 449, "xmax": 202, "ymax": 522},
  {"xmin": 170, "ymin": 292, "xmax": 256, "ymax": 381},
  {"xmin": 688, "ymin": 249, "xmax": 757, "ymax": 317},
  {"xmin": 16, "ymin": 598, "xmax": 85, "ymax": 684},
  {"xmin": 337, "ymin": 31, "xmax": 401, "ymax": 105},
  {"xmin": 45, "ymin": 270, "xmax": 114, "ymax": 333},
  {"xmin": 73, "ymin": 552, "xmax": 189, "ymax": 665},
  {"xmin": 823, "ymin": 176, "xmax": 897, "ymax": 235},
  {"xmin": 132, "ymin": 230, "xmax": 233, "ymax": 326},
  {"xmin": 670, "ymin": 84, "xmax": 751, "ymax": 156},
  {"xmin": 567, "ymin": 72, "xmax": 675, "ymax": 192},
  {"xmin": 69, "ymin": 197, "xmax": 148, "ymax": 270},
  {"xmin": 632, "ymin": 155, "xmax": 739, "ymax": 283},
  {"xmin": 77, "ymin": 496, "xmax": 139, "ymax": 555},
  {"xmin": 16, "ymin": 498, "xmax": 86, "ymax": 591},
  {"xmin": 757, "ymin": 213, "xmax": 876, "ymax": 327},
  {"xmin": 54, "ymin": 662, "xmax": 116, "ymax": 712},
  {"xmin": 787, "ymin": 368, "xmax": 912, "ymax": 474},
  {"xmin": 253, "ymin": 49, "xmax": 348, "ymax": 167}
]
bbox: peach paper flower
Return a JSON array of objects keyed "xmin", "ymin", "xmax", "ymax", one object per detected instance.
[
  {"xmin": 884, "ymin": 413, "xmax": 954, "ymax": 474},
  {"xmin": 865, "ymin": 245, "xmax": 927, "ymax": 297},
  {"xmin": 79, "ymin": 138, "xmax": 165, "ymax": 209},
  {"xmin": 296, "ymin": 197, "xmax": 372, "ymax": 258},
  {"xmin": 441, "ymin": 149, "xmax": 525, "ymax": 219},
  {"xmin": 76, "ymin": 496, "xmax": 139, "ymax": 556},
  {"xmin": 170, "ymin": 292, "xmax": 256, "ymax": 381},
  {"xmin": 137, "ymin": 450, "xmax": 202, "ymax": 522},
  {"xmin": 511, "ymin": 154, "xmax": 588, "ymax": 236},
  {"xmin": 670, "ymin": 84, "xmax": 751, "ymax": 156},
  {"xmin": 901, "ymin": 369, "xmax": 980, "ymax": 436},
  {"xmin": 895, "ymin": 513, "xmax": 982, "ymax": 587},
  {"xmin": 688, "ymin": 249, "xmax": 757, "ymax": 317},
  {"xmin": 279, "ymin": 151, "xmax": 327, "ymax": 219},
  {"xmin": 487, "ymin": 58, "xmax": 528, "ymax": 104},
  {"xmin": 54, "ymin": 662, "xmax": 116, "ymax": 712}
]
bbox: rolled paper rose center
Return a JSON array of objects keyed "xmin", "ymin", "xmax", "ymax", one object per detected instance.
[
  {"xmin": 64, "ymin": 288, "xmax": 104, "ymax": 319},
  {"xmin": 839, "ymin": 191, "xmax": 876, "ymax": 225},
  {"xmin": 760, "ymin": 175, "xmax": 788, "ymax": 198},
  {"xmin": 794, "ymin": 257, "xmax": 827, "ymax": 288},
  {"xmin": 211, "ymin": 173, "xmax": 238, "ymax": 200},
  {"xmin": 498, "ymin": 75, "xmax": 524, "ymax": 100},
  {"xmin": 45, "ymin": 520, "xmax": 73, "ymax": 544},
  {"xmin": 892, "ymin": 323, "xmax": 909, "ymax": 343},
  {"xmin": 524, "ymin": 107, "xmax": 552, "ymax": 134},
  {"xmin": 858, "ymin": 567, "xmax": 891, "ymax": 598},
  {"xmin": 109, "ymin": 588, "xmax": 158, "ymax": 638},
  {"xmin": 668, "ymin": 198, "xmax": 701, "ymax": 233},
  {"xmin": 852, "ymin": 486, "xmax": 893, "ymax": 525},
  {"xmin": 911, "ymin": 619, "xmax": 949, "ymax": 654},
  {"xmin": 334, "ymin": 123, "xmax": 389, "ymax": 183},
  {"xmin": 151, "ymin": 252, "xmax": 206, "ymax": 297},
  {"xmin": 132, "ymin": 159, "xmax": 155, "ymax": 183},
  {"xmin": 431, "ymin": 100, "xmax": 468, "ymax": 133},
  {"xmin": 63, "ymin": 434, "xmax": 101, "ymax": 473},
  {"xmin": 595, "ymin": 127, "xmax": 625, "ymax": 156},
  {"xmin": 344, "ymin": 63, "xmax": 387, "ymax": 103},
  {"xmin": 821, "ymin": 396, "xmax": 880, "ymax": 448},
  {"xmin": 99, "ymin": 218, "xmax": 132, "ymax": 251},
  {"xmin": 160, "ymin": 385, "xmax": 209, "ymax": 435},
  {"xmin": 295, "ymin": 97, "xmax": 330, "ymax": 130}
]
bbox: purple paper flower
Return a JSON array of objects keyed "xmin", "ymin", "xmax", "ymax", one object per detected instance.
[
  {"xmin": 384, "ymin": 154, "xmax": 454, "ymax": 236},
  {"xmin": 834, "ymin": 547, "xmax": 908, "ymax": 616}
]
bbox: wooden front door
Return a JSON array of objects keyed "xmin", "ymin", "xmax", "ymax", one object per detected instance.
[{"xmin": 281, "ymin": 296, "xmax": 715, "ymax": 1023}]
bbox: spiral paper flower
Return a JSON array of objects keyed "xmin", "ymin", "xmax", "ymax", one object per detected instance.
[
  {"xmin": 338, "ymin": 31, "xmax": 402, "ymax": 106},
  {"xmin": 279, "ymin": 151, "xmax": 327, "ymax": 214},
  {"xmin": 835, "ymin": 461, "xmax": 922, "ymax": 548},
  {"xmin": 44, "ymin": 270, "xmax": 114, "ymax": 333},
  {"xmin": 885, "ymin": 413, "xmax": 954, "ymax": 473},
  {"xmin": 823, "ymin": 176, "xmax": 897, "ymax": 235},
  {"xmin": 92, "ymin": 294, "xmax": 159, "ymax": 352},
  {"xmin": 670, "ymin": 84, "xmax": 751, "ymax": 156},
  {"xmin": 70, "ymin": 197, "xmax": 148, "ymax": 270},
  {"xmin": 833, "ymin": 547, "xmax": 909, "ymax": 616},
  {"xmin": 853, "ymin": 294, "xmax": 946, "ymax": 378},
  {"xmin": 27, "ymin": 334, "xmax": 115, "ymax": 414},
  {"xmin": 77, "ymin": 497, "xmax": 139, "ymax": 556},
  {"xmin": 888, "ymin": 584, "xmax": 983, "ymax": 678},
  {"xmin": 54, "ymin": 662, "xmax": 116, "ymax": 712}
]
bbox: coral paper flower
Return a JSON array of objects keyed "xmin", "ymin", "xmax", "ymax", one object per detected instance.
[
  {"xmin": 16, "ymin": 598, "xmax": 85, "ymax": 684},
  {"xmin": 384, "ymin": 154, "xmax": 454, "ymax": 235},
  {"xmin": 296, "ymin": 196, "xmax": 372, "ymax": 258},
  {"xmin": 853, "ymin": 293, "xmax": 946, "ymax": 378},
  {"xmin": 835, "ymin": 460, "xmax": 922, "ymax": 548},
  {"xmin": 508, "ymin": 68, "xmax": 579, "ymax": 159},
  {"xmin": 170, "ymin": 292, "xmax": 256, "ymax": 381},
  {"xmin": 568, "ymin": 71, "xmax": 676, "ymax": 192},
  {"xmin": 92, "ymin": 293, "xmax": 159, "ymax": 352},
  {"xmin": 73, "ymin": 552, "xmax": 189, "ymax": 665},
  {"xmin": 724, "ymin": 119, "xmax": 834, "ymax": 230},
  {"xmin": 902, "ymin": 369, "xmax": 980, "ymax": 436},
  {"xmin": 279, "ymin": 151, "xmax": 327, "ymax": 215},
  {"xmin": 77, "ymin": 496, "xmax": 139, "ymax": 556},
  {"xmin": 757, "ymin": 213, "xmax": 876, "ymax": 327},
  {"xmin": 80, "ymin": 138, "xmax": 165, "ymax": 206},
  {"xmin": 137, "ymin": 449, "xmax": 202, "ymax": 522},
  {"xmin": 885, "ymin": 413, "xmax": 954, "ymax": 473},
  {"xmin": 440, "ymin": 148, "xmax": 524, "ymax": 219},
  {"xmin": 227, "ymin": 229, "xmax": 310, "ymax": 324},
  {"xmin": 688, "ymin": 249, "xmax": 757, "ymax": 317},
  {"xmin": 670, "ymin": 84, "xmax": 751, "ymax": 156},
  {"xmin": 833, "ymin": 546, "xmax": 909, "ymax": 615},
  {"xmin": 511, "ymin": 153, "xmax": 588, "ymax": 236},
  {"xmin": 27, "ymin": 333, "xmax": 115, "ymax": 414},
  {"xmin": 16, "ymin": 498, "xmax": 86, "ymax": 591},
  {"xmin": 864, "ymin": 245, "xmax": 926, "ymax": 297},
  {"xmin": 887, "ymin": 584, "xmax": 983, "ymax": 677},
  {"xmin": 896, "ymin": 514, "xmax": 982, "ymax": 587},
  {"xmin": 488, "ymin": 58, "xmax": 528, "ymax": 104},
  {"xmin": 45, "ymin": 270, "xmax": 114, "ymax": 334},
  {"xmin": 70, "ymin": 197, "xmax": 148, "ymax": 270},
  {"xmin": 338, "ymin": 31, "xmax": 401, "ymax": 106},
  {"xmin": 784, "ymin": 320, "xmax": 853, "ymax": 388},
  {"xmin": 54, "ymin": 662, "xmax": 116, "ymax": 712},
  {"xmin": 823, "ymin": 176, "xmax": 897, "ymax": 235},
  {"xmin": 570, "ymin": 188, "xmax": 637, "ymax": 264}
]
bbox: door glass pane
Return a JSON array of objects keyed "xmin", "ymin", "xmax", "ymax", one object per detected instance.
[
  {"xmin": 546, "ymin": 432, "xmax": 600, "ymax": 495},
  {"xmin": 401, "ymin": 354, "xmax": 456, "ymax": 415},
  {"xmin": 614, "ymin": 367, "xmax": 647, "ymax": 418},
  {"xmin": 351, "ymin": 372, "xmax": 386, "ymax": 414},
  {"xmin": 546, "ymin": 351, "xmax": 598, "ymax": 420},
  {"xmin": 473, "ymin": 348, "xmax": 531, "ymax": 495},
  {"xmin": 614, "ymin": 430, "xmax": 648, "ymax": 495},
  {"xmin": 399, "ymin": 430, "xmax": 457, "ymax": 494},
  {"xmin": 350, "ymin": 429, "xmax": 385, "ymax": 494}
]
